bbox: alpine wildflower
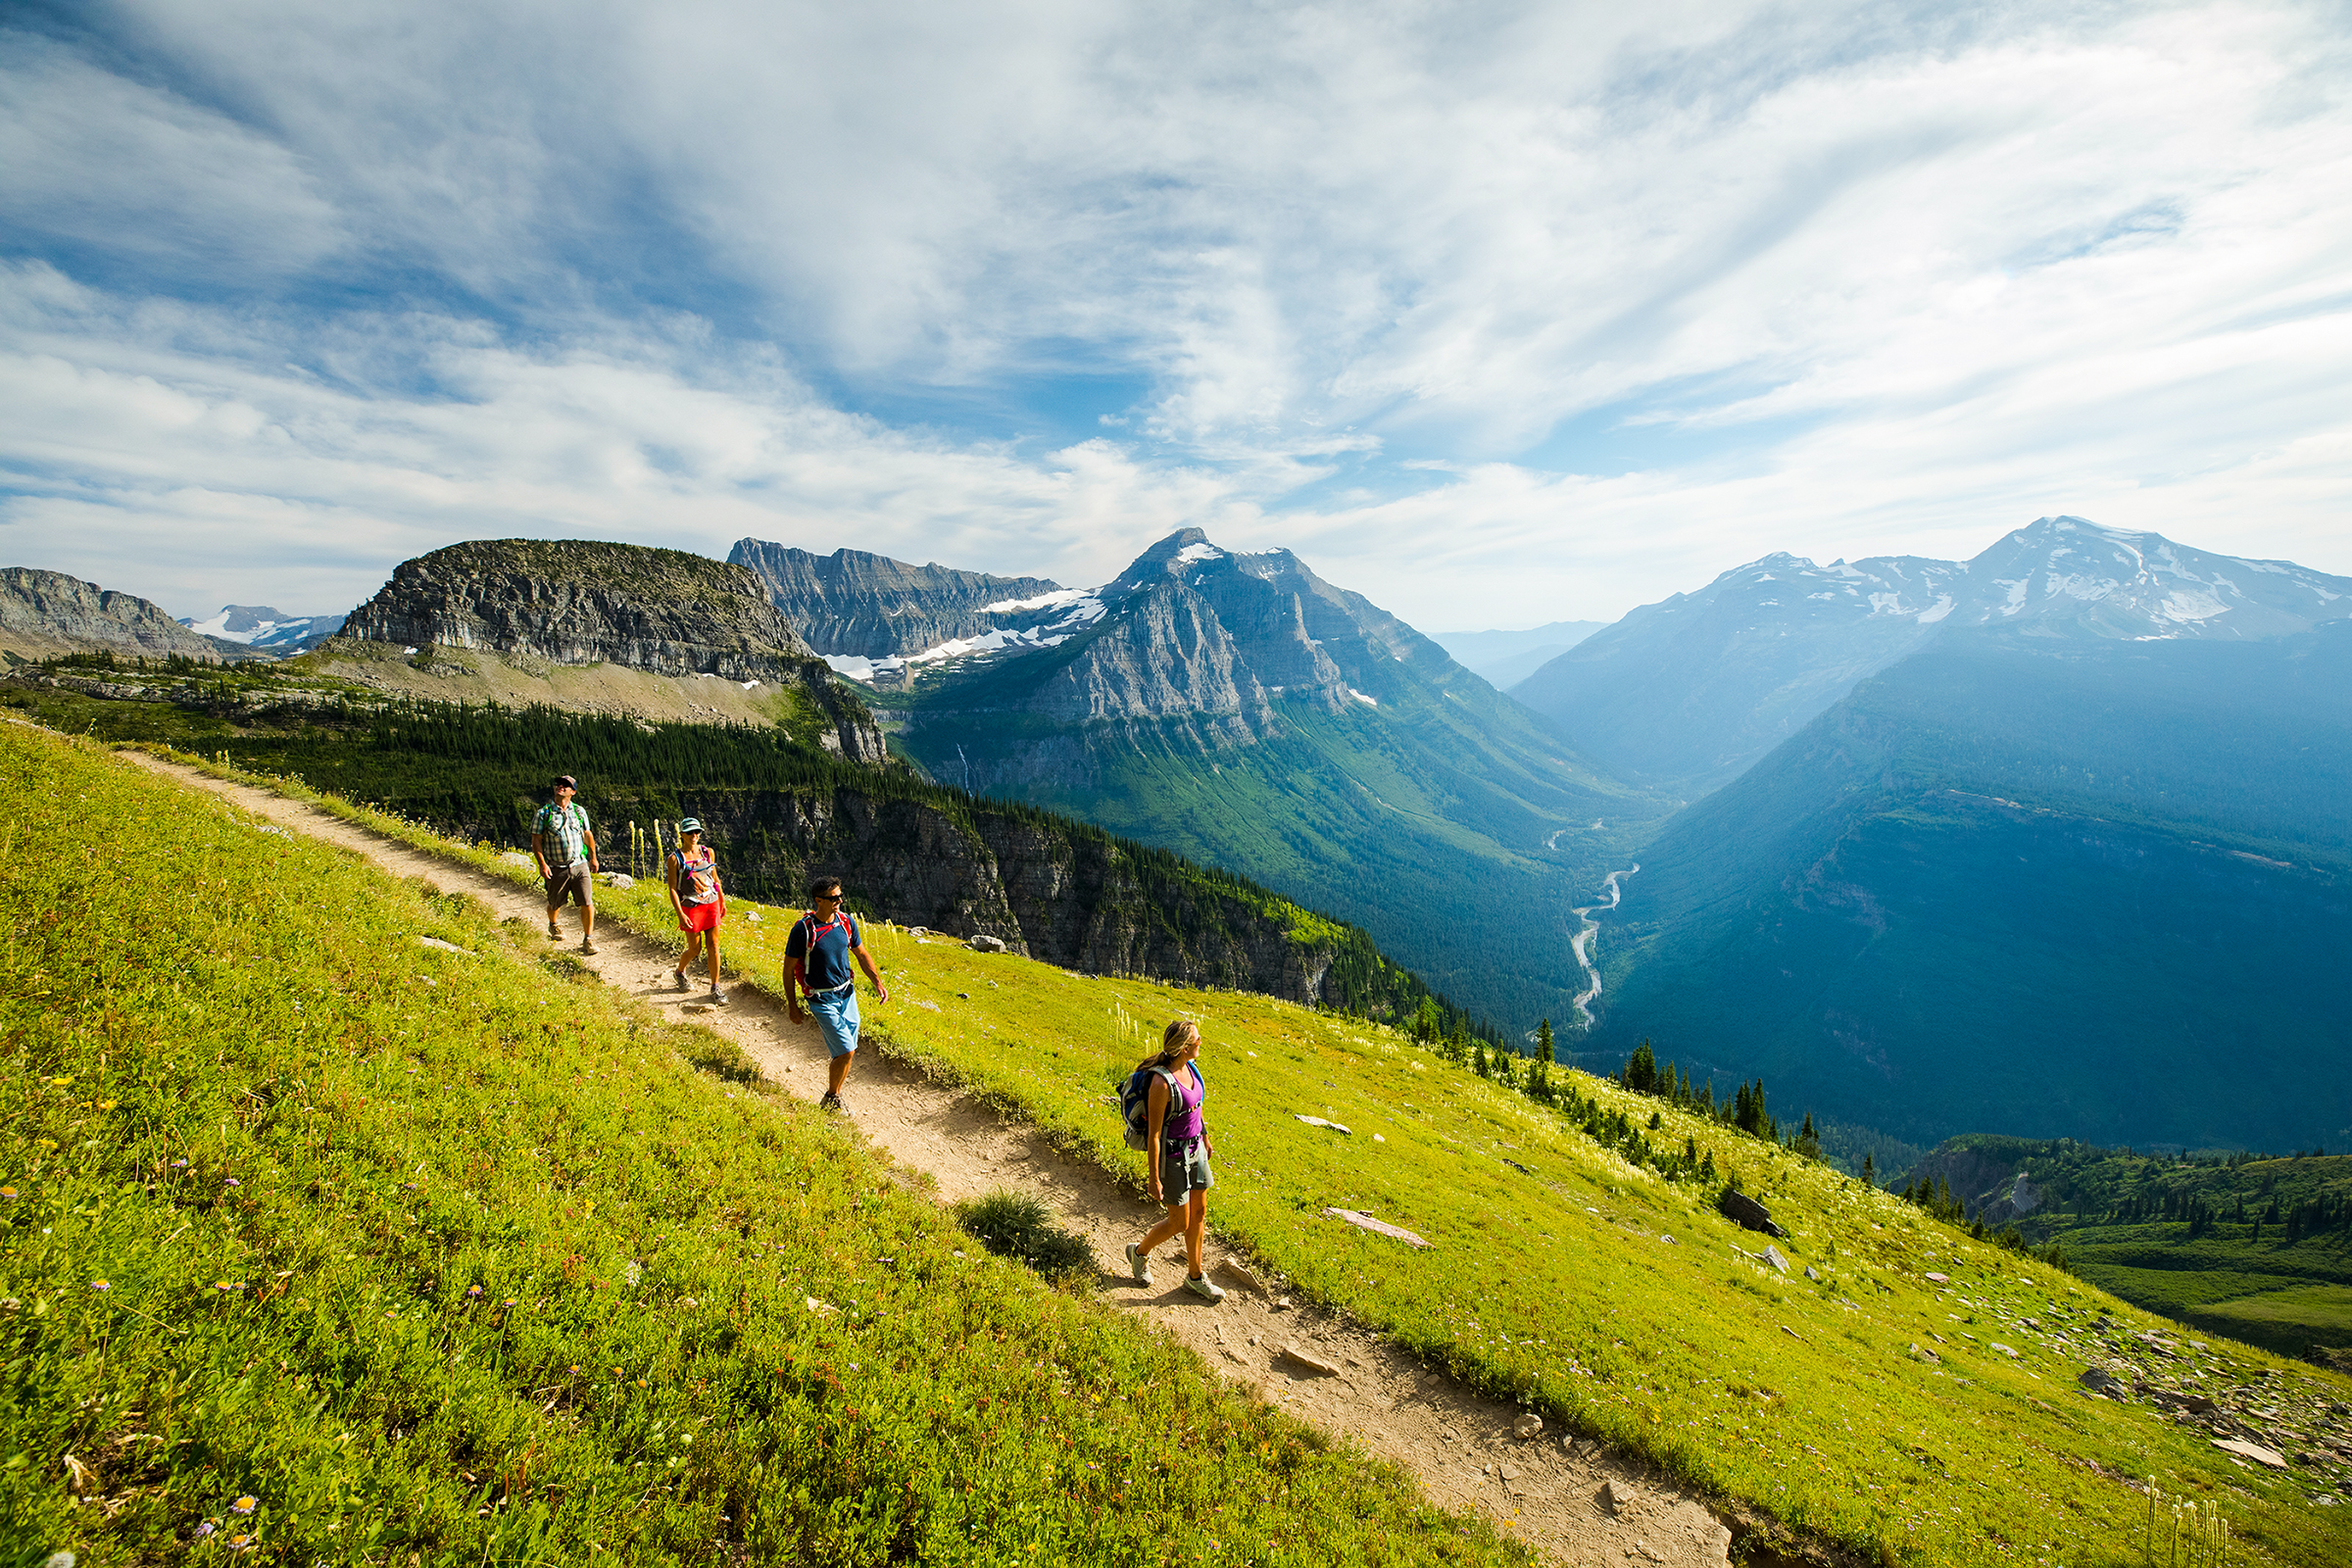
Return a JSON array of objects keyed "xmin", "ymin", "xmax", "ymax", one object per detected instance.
[{"xmin": 230, "ymin": 1495, "xmax": 258, "ymax": 1516}]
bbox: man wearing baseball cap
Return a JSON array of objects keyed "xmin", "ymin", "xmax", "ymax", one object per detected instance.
[{"xmin": 531, "ymin": 775, "xmax": 600, "ymax": 956}]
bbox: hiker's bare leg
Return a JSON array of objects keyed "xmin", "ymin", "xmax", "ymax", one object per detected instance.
[
  {"xmin": 579, "ymin": 902, "xmax": 594, "ymax": 939},
  {"xmin": 704, "ymin": 930, "xmax": 721, "ymax": 983},
  {"xmin": 1183, "ymin": 1192, "xmax": 1207, "ymax": 1276},
  {"xmin": 1139, "ymin": 1198, "xmax": 1188, "ymax": 1256},
  {"xmin": 678, "ymin": 930, "xmax": 703, "ymax": 975},
  {"xmin": 828, "ymin": 1048, "xmax": 852, "ymax": 1096}
]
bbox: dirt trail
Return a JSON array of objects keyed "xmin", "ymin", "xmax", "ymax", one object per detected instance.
[{"xmin": 122, "ymin": 753, "xmax": 1740, "ymax": 1568}]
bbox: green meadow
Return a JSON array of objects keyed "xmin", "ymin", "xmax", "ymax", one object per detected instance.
[{"xmin": 0, "ymin": 723, "xmax": 1516, "ymax": 1567}]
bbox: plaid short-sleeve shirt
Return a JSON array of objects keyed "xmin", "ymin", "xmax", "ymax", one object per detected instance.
[{"xmin": 534, "ymin": 801, "xmax": 592, "ymax": 865}]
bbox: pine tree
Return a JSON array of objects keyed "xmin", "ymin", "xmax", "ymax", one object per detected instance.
[
  {"xmin": 1537, "ymin": 1017, "xmax": 1554, "ymax": 1064},
  {"xmin": 1624, "ymin": 1040, "xmax": 1658, "ymax": 1095},
  {"xmin": 1862, "ymin": 1152, "xmax": 1876, "ymax": 1187}
]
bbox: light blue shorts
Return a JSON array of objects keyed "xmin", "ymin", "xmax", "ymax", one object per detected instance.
[{"xmin": 808, "ymin": 987, "xmax": 859, "ymax": 1057}]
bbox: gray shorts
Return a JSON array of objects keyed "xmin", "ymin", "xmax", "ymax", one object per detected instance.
[
  {"xmin": 544, "ymin": 863, "xmax": 593, "ymax": 908},
  {"xmin": 1159, "ymin": 1139, "xmax": 1212, "ymax": 1202}
]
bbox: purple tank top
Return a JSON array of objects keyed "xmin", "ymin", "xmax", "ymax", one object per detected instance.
[{"xmin": 1162, "ymin": 1062, "xmax": 1204, "ymax": 1142}]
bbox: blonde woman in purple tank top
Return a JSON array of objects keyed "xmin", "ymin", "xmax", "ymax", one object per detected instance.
[{"xmin": 1123, "ymin": 1019, "xmax": 1226, "ymax": 1301}]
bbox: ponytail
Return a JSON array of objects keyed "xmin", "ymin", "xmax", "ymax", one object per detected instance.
[{"xmin": 1138, "ymin": 1017, "xmax": 1200, "ymax": 1073}]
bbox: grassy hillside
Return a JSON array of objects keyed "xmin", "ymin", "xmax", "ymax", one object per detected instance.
[
  {"xmin": 499, "ymin": 833, "xmax": 2352, "ymax": 1562},
  {"xmin": 1899, "ymin": 1136, "xmax": 2352, "ymax": 1359},
  {"xmin": 0, "ymin": 722, "xmax": 1513, "ymax": 1567}
]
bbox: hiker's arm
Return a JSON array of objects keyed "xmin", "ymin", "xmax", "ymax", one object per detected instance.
[
  {"xmin": 665, "ymin": 858, "xmax": 685, "ymax": 917},
  {"xmin": 531, "ymin": 829, "xmax": 549, "ymax": 878},
  {"xmin": 786, "ymin": 955, "xmax": 807, "ymax": 1020},
  {"xmin": 1147, "ymin": 1074, "xmax": 1170, "ymax": 1202},
  {"xmin": 584, "ymin": 826, "xmax": 599, "ymax": 871},
  {"xmin": 854, "ymin": 940, "xmax": 888, "ymax": 1004}
]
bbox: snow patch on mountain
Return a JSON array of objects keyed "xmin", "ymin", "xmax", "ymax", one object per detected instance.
[{"xmin": 825, "ymin": 589, "xmax": 1108, "ymax": 682}]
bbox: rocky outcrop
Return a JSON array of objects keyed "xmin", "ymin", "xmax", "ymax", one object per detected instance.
[
  {"xmin": 728, "ymin": 539, "xmax": 1064, "ymax": 657},
  {"xmin": 347, "ymin": 540, "xmax": 818, "ymax": 675},
  {"xmin": 1, "ymin": 567, "xmax": 223, "ymax": 663},
  {"xmin": 342, "ymin": 539, "xmax": 887, "ymax": 763}
]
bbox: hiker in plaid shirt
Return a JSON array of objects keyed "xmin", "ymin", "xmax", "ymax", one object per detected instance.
[{"xmin": 531, "ymin": 774, "xmax": 600, "ymax": 956}]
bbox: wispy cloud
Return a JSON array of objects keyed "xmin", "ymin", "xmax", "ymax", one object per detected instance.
[{"xmin": 1, "ymin": 1, "xmax": 2347, "ymax": 624}]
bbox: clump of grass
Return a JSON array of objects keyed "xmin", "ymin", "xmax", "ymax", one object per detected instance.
[
  {"xmin": 955, "ymin": 1189, "xmax": 1098, "ymax": 1282},
  {"xmin": 537, "ymin": 951, "xmax": 597, "ymax": 984}
]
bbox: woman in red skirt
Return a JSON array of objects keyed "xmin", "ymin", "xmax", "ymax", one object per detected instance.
[{"xmin": 666, "ymin": 817, "xmax": 727, "ymax": 1004}]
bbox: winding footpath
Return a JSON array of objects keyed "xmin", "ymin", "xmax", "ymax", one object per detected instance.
[
  {"xmin": 119, "ymin": 753, "xmax": 1741, "ymax": 1568},
  {"xmin": 1567, "ymin": 865, "xmax": 1640, "ymax": 1028}
]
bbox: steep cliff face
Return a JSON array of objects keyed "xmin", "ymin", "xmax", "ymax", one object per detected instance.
[
  {"xmin": 1, "ymin": 567, "xmax": 224, "ymax": 662},
  {"xmin": 728, "ymin": 539, "xmax": 1065, "ymax": 658},
  {"xmin": 1025, "ymin": 583, "xmax": 1277, "ymax": 732},
  {"xmin": 340, "ymin": 540, "xmax": 887, "ymax": 763}
]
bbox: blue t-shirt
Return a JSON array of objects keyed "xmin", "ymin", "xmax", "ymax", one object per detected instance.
[{"xmin": 788, "ymin": 911, "xmax": 861, "ymax": 992}]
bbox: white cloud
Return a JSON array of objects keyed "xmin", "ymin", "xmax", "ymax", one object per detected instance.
[{"xmin": 1, "ymin": 2, "xmax": 2348, "ymax": 626}]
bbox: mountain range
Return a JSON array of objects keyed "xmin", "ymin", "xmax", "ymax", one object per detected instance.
[
  {"xmin": 178, "ymin": 605, "xmax": 347, "ymax": 654},
  {"xmin": 20, "ymin": 511, "xmax": 2348, "ymax": 1159},
  {"xmin": 732, "ymin": 514, "xmax": 2352, "ymax": 1159},
  {"xmin": 735, "ymin": 527, "xmax": 1666, "ymax": 1028},
  {"xmin": 1512, "ymin": 515, "xmax": 2352, "ymax": 794}
]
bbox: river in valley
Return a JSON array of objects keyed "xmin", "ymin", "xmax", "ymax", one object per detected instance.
[{"xmin": 1567, "ymin": 864, "xmax": 1639, "ymax": 1028}]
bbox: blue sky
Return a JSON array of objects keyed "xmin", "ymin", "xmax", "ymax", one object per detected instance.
[{"xmin": 3, "ymin": 0, "xmax": 2349, "ymax": 628}]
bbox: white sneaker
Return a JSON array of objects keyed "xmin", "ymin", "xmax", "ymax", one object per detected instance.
[
  {"xmin": 1182, "ymin": 1274, "xmax": 1226, "ymax": 1302},
  {"xmin": 1125, "ymin": 1244, "xmax": 1152, "ymax": 1288},
  {"xmin": 708, "ymin": 987, "xmax": 727, "ymax": 1005}
]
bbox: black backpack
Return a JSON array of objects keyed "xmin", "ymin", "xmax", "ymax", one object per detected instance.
[{"xmin": 1119, "ymin": 1060, "xmax": 1202, "ymax": 1151}]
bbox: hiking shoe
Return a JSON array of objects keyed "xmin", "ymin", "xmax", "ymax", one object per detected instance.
[
  {"xmin": 580, "ymin": 939, "xmax": 599, "ymax": 956},
  {"xmin": 671, "ymin": 970, "xmax": 690, "ymax": 992},
  {"xmin": 1125, "ymin": 1243, "xmax": 1152, "ymax": 1288},
  {"xmin": 547, "ymin": 918, "xmax": 562, "ymax": 940},
  {"xmin": 818, "ymin": 1091, "xmax": 844, "ymax": 1112},
  {"xmin": 1182, "ymin": 1274, "xmax": 1226, "ymax": 1302},
  {"xmin": 708, "ymin": 987, "xmax": 727, "ymax": 1005}
]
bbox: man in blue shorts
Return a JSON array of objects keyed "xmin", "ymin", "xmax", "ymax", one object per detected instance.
[{"xmin": 785, "ymin": 875, "xmax": 888, "ymax": 1111}]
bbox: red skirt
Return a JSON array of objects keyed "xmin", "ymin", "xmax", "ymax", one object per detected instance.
[{"xmin": 680, "ymin": 896, "xmax": 724, "ymax": 933}]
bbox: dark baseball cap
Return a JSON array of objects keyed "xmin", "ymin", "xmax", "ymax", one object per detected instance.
[{"xmin": 554, "ymin": 775, "xmax": 577, "ymax": 789}]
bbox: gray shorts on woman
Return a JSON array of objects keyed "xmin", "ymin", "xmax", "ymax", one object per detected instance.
[{"xmin": 1159, "ymin": 1138, "xmax": 1213, "ymax": 1200}]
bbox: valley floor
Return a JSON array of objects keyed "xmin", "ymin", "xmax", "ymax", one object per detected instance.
[{"xmin": 120, "ymin": 750, "xmax": 1741, "ymax": 1568}]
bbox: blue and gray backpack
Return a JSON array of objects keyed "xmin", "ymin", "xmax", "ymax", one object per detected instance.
[{"xmin": 1119, "ymin": 1060, "xmax": 1203, "ymax": 1152}]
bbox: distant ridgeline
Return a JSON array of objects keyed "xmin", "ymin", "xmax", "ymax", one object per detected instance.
[
  {"xmin": 1891, "ymin": 1134, "xmax": 2352, "ymax": 1360},
  {"xmin": 0, "ymin": 663, "xmax": 1498, "ymax": 1039}
]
